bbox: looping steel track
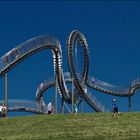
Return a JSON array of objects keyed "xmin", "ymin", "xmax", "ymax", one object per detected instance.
[{"xmin": 0, "ymin": 30, "xmax": 139, "ymax": 113}]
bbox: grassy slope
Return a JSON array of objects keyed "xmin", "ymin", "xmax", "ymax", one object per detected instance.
[{"xmin": 0, "ymin": 112, "xmax": 140, "ymax": 140}]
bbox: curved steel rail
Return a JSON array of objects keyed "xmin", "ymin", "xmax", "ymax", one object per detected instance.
[
  {"xmin": 0, "ymin": 35, "xmax": 71, "ymax": 103},
  {"xmin": 67, "ymin": 30, "xmax": 140, "ymax": 111},
  {"xmin": 0, "ymin": 30, "xmax": 140, "ymax": 113},
  {"xmin": 0, "ymin": 99, "xmax": 45, "ymax": 114},
  {"xmin": 87, "ymin": 78, "xmax": 130, "ymax": 97},
  {"xmin": 67, "ymin": 30, "xmax": 107, "ymax": 112},
  {"xmin": 0, "ymin": 33, "xmax": 108, "ymax": 112},
  {"xmin": 36, "ymin": 72, "xmax": 109, "ymax": 112}
]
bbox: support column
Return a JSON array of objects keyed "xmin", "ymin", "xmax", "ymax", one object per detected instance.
[
  {"xmin": 61, "ymin": 97, "xmax": 64, "ymax": 114},
  {"xmin": 80, "ymin": 98, "xmax": 83, "ymax": 113},
  {"xmin": 4, "ymin": 73, "xmax": 8, "ymax": 117},
  {"xmin": 55, "ymin": 74, "xmax": 58, "ymax": 114},
  {"xmin": 128, "ymin": 96, "xmax": 131, "ymax": 112},
  {"xmin": 72, "ymin": 78, "xmax": 74, "ymax": 113}
]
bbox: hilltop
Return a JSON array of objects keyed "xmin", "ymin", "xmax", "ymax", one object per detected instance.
[{"xmin": 0, "ymin": 112, "xmax": 140, "ymax": 140}]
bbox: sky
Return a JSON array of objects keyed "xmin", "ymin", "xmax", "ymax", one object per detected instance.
[{"xmin": 0, "ymin": 1, "xmax": 140, "ymax": 116}]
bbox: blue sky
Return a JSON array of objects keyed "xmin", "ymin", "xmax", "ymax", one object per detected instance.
[{"xmin": 0, "ymin": 1, "xmax": 140, "ymax": 116}]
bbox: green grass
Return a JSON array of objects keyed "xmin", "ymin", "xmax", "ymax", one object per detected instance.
[{"xmin": 0, "ymin": 112, "xmax": 140, "ymax": 140}]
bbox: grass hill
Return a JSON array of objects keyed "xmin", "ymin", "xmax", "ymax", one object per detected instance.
[{"xmin": 0, "ymin": 112, "xmax": 140, "ymax": 140}]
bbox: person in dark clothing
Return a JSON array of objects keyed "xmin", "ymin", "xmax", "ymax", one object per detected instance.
[{"xmin": 112, "ymin": 98, "xmax": 119, "ymax": 117}]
